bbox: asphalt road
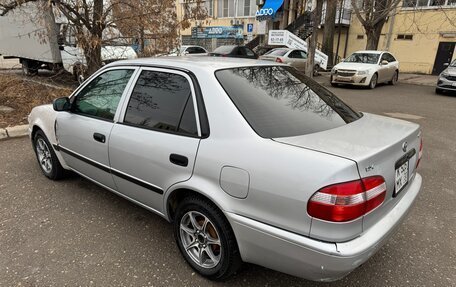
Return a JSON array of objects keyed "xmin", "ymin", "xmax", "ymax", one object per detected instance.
[{"xmin": 0, "ymin": 82, "xmax": 455, "ymax": 286}]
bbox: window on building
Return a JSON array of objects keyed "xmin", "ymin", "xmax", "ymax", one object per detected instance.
[
  {"xmin": 218, "ymin": 0, "xmax": 255, "ymax": 17},
  {"xmin": 402, "ymin": 0, "xmax": 417, "ymax": 7},
  {"xmin": 403, "ymin": 0, "xmax": 455, "ymax": 7},
  {"xmin": 205, "ymin": 0, "xmax": 213, "ymax": 16},
  {"xmin": 357, "ymin": 34, "xmax": 364, "ymax": 39},
  {"xmin": 397, "ymin": 34, "xmax": 413, "ymax": 40}
]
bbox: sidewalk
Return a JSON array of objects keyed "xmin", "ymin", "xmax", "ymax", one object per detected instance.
[
  {"xmin": 0, "ymin": 56, "xmax": 20, "ymax": 70},
  {"xmin": 315, "ymin": 72, "xmax": 438, "ymax": 87}
]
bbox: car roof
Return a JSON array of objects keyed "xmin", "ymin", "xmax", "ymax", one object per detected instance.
[
  {"xmin": 353, "ymin": 50, "xmax": 384, "ymax": 54},
  {"xmin": 108, "ymin": 56, "xmax": 282, "ymax": 72}
]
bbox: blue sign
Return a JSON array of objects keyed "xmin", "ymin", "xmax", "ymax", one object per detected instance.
[
  {"xmin": 247, "ymin": 24, "xmax": 253, "ymax": 33},
  {"xmin": 256, "ymin": 0, "xmax": 284, "ymax": 21},
  {"xmin": 191, "ymin": 26, "xmax": 244, "ymax": 39}
]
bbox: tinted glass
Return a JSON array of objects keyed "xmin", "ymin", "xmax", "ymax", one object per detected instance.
[
  {"xmin": 213, "ymin": 45, "xmax": 236, "ymax": 54},
  {"xmin": 386, "ymin": 53, "xmax": 396, "ymax": 62},
  {"xmin": 124, "ymin": 71, "xmax": 197, "ymax": 136},
  {"xmin": 216, "ymin": 66, "xmax": 361, "ymax": 138},
  {"xmin": 345, "ymin": 53, "xmax": 380, "ymax": 64},
  {"xmin": 194, "ymin": 47, "xmax": 207, "ymax": 53},
  {"xmin": 266, "ymin": 49, "xmax": 288, "ymax": 56},
  {"xmin": 73, "ymin": 69, "xmax": 134, "ymax": 120},
  {"xmin": 244, "ymin": 47, "xmax": 255, "ymax": 57},
  {"xmin": 289, "ymin": 50, "xmax": 303, "ymax": 59}
]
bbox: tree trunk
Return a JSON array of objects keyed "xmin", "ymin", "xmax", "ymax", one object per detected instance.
[
  {"xmin": 322, "ymin": 0, "xmax": 337, "ymax": 67},
  {"xmin": 85, "ymin": 0, "xmax": 104, "ymax": 76},
  {"xmin": 365, "ymin": 19, "xmax": 385, "ymax": 50},
  {"xmin": 305, "ymin": 0, "xmax": 323, "ymax": 78}
]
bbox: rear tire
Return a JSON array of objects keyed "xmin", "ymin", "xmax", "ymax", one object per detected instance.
[
  {"xmin": 389, "ymin": 71, "xmax": 398, "ymax": 85},
  {"xmin": 369, "ymin": 73, "xmax": 378, "ymax": 89},
  {"xmin": 173, "ymin": 196, "xmax": 242, "ymax": 280},
  {"xmin": 22, "ymin": 59, "xmax": 38, "ymax": 76},
  {"xmin": 33, "ymin": 130, "xmax": 66, "ymax": 180},
  {"xmin": 313, "ymin": 64, "xmax": 320, "ymax": 77}
]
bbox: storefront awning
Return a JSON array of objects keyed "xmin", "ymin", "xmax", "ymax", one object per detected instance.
[{"xmin": 255, "ymin": 0, "xmax": 284, "ymax": 20}]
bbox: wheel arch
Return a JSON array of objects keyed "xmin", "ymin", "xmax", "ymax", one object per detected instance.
[{"xmin": 165, "ymin": 184, "xmax": 228, "ymax": 223}]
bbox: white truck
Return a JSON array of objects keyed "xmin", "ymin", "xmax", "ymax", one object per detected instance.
[
  {"xmin": 268, "ymin": 30, "xmax": 328, "ymax": 71},
  {"xmin": 0, "ymin": 2, "xmax": 137, "ymax": 82}
]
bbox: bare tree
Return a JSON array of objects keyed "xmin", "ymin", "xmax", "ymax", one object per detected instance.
[
  {"xmin": 305, "ymin": 0, "xmax": 323, "ymax": 78},
  {"xmin": 0, "ymin": 0, "xmax": 206, "ymax": 75},
  {"xmin": 351, "ymin": 0, "xmax": 401, "ymax": 50},
  {"xmin": 322, "ymin": 0, "xmax": 338, "ymax": 67}
]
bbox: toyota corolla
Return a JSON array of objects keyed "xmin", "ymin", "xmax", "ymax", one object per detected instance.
[{"xmin": 28, "ymin": 57, "xmax": 423, "ymax": 281}]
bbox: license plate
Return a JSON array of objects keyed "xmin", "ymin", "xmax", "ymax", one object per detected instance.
[
  {"xmin": 337, "ymin": 76, "xmax": 351, "ymax": 82},
  {"xmin": 452, "ymin": 82, "xmax": 456, "ymax": 87},
  {"xmin": 395, "ymin": 161, "xmax": 409, "ymax": 195}
]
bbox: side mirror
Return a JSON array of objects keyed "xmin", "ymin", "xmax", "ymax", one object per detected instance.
[
  {"xmin": 381, "ymin": 60, "xmax": 389, "ymax": 65},
  {"xmin": 53, "ymin": 97, "xmax": 71, "ymax": 112},
  {"xmin": 444, "ymin": 62, "xmax": 450, "ymax": 67}
]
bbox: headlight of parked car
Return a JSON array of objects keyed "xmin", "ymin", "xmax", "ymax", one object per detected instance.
[
  {"xmin": 357, "ymin": 70, "xmax": 370, "ymax": 75},
  {"xmin": 440, "ymin": 72, "xmax": 449, "ymax": 79},
  {"xmin": 331, "ymin": 67, "xmax": 337, "ymax": 74}
]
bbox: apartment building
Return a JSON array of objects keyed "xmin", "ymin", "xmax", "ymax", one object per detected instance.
[{"xmin": 176, "ymin": 0, "xmax": 262, "ymax": 51}]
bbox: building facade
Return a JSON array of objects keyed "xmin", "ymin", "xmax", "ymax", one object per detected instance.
[
  {"xmin": 176, "ymin": 0, "xmax": 262, "ymax": 51},
  {"xmin": 176, "ymin": 0, "xmax": 456, "ymax": 74},
  {"xmin": 346, "ymin": 1, "xmax": 456, "ymax": 74}
]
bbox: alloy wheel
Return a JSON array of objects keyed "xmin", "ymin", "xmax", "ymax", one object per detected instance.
[
  {"xmin": 179, "ymin": 211, "xmax": 222, "ymax": 269},
  {"xmin": 35, "ymin": 137, "xmax": 53, "ymax": 174}
]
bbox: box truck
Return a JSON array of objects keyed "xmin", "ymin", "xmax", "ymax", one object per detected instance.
[{"xmin": 0, "ymin": 2, "xmax": 137, "ymax": 83}]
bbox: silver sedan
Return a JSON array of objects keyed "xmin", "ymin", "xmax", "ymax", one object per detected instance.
[{"xmin": 28, "ymin": 57, "xmax": 423, "ymax": 281}]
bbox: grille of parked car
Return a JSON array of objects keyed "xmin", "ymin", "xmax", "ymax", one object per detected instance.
[
  {"xmin": 446, "ymin": 75, "xmax": 456, "ymax": 81},
  {"xmin": 337, "ymin": 70, "xmax": 356, "ymax": 77}
]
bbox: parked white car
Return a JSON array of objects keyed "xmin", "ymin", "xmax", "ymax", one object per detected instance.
[
  {"xmin": 167, "ymin": 45, "xmax": 208, "ymax": 56},
  {"xmin": 331, "ymin": 50, "xmax": 399, "ymax": 89}
]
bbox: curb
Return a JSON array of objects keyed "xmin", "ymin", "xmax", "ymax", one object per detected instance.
[{"xmin": 0, "ymin": 124, "xmax": 29, "ymax": 140}]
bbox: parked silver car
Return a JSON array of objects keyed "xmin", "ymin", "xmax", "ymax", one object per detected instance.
[
  {"xmin": 331, "ymin": 50, "xmax": 399, "ymax": 89},
  {"xmin": 436, "ymin": 59, "xmax": 456, "ymax": 94},
  {"xmin": 28, "ymin": 57, "xmax": 423, "ymax": 281},
  {"xmin": 259, "ymin": 48, "xmax": 308, "ymax": 72}
]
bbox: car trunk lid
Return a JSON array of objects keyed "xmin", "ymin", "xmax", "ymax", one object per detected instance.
[{"xmin": 274, "ymin": 113, "xmax": 422, "ymax": 238}]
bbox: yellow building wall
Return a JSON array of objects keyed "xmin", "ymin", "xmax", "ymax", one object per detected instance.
[{"xmin": 346, "ymin": 7, "xmax": 456, "ymax": 74}]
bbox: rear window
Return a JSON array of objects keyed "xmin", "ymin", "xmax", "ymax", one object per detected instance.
[
  {"xmin": 213, "ymin": 46, "xmax": 235, "ymax": 54},
  {"xmin": 215, "ymin": 66, "xmax": 361, "ymax": 138},
  {"xmin": 265, "ymin": 49, "xmax": 288, "ymax": 56}
]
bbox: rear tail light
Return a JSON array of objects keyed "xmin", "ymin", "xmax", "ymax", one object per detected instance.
[
  {"xmin": 307, "ymin": 176, "xmax": 387, "ymax": 222},
  {"xmin": 275, "ymin": 57, "xmax": 283, "ymax": 63},
  {"xmin": 416, "ymin": 137, "xmax": 423, "ymax": 168}
]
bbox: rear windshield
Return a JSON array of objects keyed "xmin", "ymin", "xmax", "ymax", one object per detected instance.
[
  {"xmin": 215, "ymin": 66, "xmax": 361, "ymax": 138},
  {"xmin": 213, "ymin": 46, "xmax": 235, "ymax": 54},
  {"xmin": 265, "ymin": 49, "xmax": 288, "ymax": 56}
]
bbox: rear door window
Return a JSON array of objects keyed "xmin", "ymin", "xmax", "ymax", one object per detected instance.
[
  {"xmin": 123, "ymin": 70, "xmax": 198, "ymax": 136},
  {"xmin": 215, "ymin": 66, "xmax": 361, "ymax": 138}
]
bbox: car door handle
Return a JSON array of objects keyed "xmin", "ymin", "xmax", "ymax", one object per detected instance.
[
  {"xmin": 169, "ymin": 154, "xmax": 188, "ymax": 167},
  {"xmin": 93, "ymin": 133, "xmax": 106, "ymax": 143}
]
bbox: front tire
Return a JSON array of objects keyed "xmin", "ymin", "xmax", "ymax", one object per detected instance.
[
  {"xmin": 33, "ymin": 130, "xmax": 66, "ymax": 180},
  {"xmin": 313, "ymin": 64, "xmax": 320, "ymax": 77},
  {"xmin": 22, "ymin": 59, "xmax": 38, "ymax": 76},
  {"xmin": 435, "ymin": 88, "xmax": 443, "ymax": 94},
  {"xmin": 369, "ymin": 73, "xmax": 378, "ymax": 89},
  {"xmin": 174, "ymin": 196, "xmax": 242, "ymax": 280}
]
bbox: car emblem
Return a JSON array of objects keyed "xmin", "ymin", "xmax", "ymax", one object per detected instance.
[{"xmin": 402, "ymin": 141, "xmax": 408, "ymax": 152}]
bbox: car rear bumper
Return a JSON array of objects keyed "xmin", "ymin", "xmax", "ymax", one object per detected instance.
[{"xmin": 226, "ymin": 173, "xmax": 422, "ymax": 282}]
